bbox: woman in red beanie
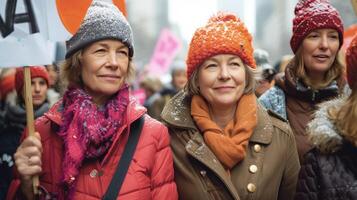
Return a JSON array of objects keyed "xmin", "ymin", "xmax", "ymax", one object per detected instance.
[
  {"xmin": 294, "ymin": 33, "xmax": 357, "ymax": 200},
  {"xmin": 259, "ymin": 0, "xmax": 346, "ymax": 162},
  {"xmin": 0, "ymin": 66, "xmax": 50, "ymax": 200},
  {"xmin": 7, "ymin": 1, "xmax": 177, "ymax": 200},
  {"xmin": 161, "ymin": 12, "xmax": 299, "ymax": 200}
]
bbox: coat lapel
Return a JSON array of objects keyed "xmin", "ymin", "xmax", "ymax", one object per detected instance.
[{"xmin": 185, "ymin": 131, "xmax": 241, "ymax": 200}]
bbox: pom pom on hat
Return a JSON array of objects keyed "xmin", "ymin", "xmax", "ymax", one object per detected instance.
[
  {"xmin": 290, "ymin": 0, "xmax": 343, "ymax": 53},
  {"xmin": 346, "ymin": 35, "xmax": 357, "ymax": 89},
  {"xmin": 186, "ymin": 12, "xmax": 256, "ymax": 79},
  {"xmin": 65, "ymin": 0, "xmax": 134, "ymax": 59},
  {"xmin": 15, "ymin": 66, "xmax": 49, "ymax": 96}
]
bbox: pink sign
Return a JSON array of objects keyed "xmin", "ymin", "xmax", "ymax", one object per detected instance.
[{"xmin": 148, "ymin": 28, "xmax": 182, "ymax": 75}]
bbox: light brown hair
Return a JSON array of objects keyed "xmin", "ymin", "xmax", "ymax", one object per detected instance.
[{"xmin": 328, "ymin": 89, "xmax": 357, "ymax": 143}]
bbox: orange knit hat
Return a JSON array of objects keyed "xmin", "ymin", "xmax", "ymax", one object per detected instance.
[{"xmin": 186, "ymin": 12, "xmax": 256, "ymax": 79}]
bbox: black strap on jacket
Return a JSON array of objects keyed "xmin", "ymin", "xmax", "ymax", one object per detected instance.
[{"xmin": 102, "ymin": 116, "xmax": 144, "ymax": 200}]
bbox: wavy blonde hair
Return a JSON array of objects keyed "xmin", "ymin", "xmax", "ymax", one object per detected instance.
[{"xmin": 328, "ymin": 89, "xmax": 357, "ymax": 143}]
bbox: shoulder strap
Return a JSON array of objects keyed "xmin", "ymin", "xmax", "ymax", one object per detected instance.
[{"xmin": 102, "ymin": 116, "xmax": 145, "ymax": 200}]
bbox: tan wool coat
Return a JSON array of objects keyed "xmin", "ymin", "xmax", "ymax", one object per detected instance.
[{"xmin": 161, "ymin": 91, "xmax": 300, "ymax": 200}]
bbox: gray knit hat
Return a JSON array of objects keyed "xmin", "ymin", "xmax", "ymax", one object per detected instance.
[{"xmin": 65, "ymin": 0, "xmax": 134, "ymax": 59}]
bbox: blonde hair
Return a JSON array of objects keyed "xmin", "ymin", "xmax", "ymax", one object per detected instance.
[
  {"xmin": 60, "ymin": 50, "xmax": 135, "ymax": 91},
  {"xmin": 292, "ymin": 48, "xmax": 345, "ymax": 89},
  {"xmin": 185, "ymin": 64, "xmax": 260, "ymax": 97},
  {"xmin": 328, "ymin": 89, "xmax": 357, "ymax": 143}
]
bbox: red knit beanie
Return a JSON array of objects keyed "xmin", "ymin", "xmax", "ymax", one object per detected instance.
[
  {"xmin": 290, "ymin": 0, "xmax": 344, "ymax": 53},
  {"xmin": 186, "ymin": 12, "xmax": 256, "ymax": 79},
  {"xmin": 346, "ymin": 35, "xmax": 357, "ymax": 89},
  {"xmin": 15, "ymin": 66, "xmax": 50, "ymax": 96}
]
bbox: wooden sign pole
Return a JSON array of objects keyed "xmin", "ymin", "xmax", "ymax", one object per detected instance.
[{"xmin": 23, "ymin": 67, "xmax": 39, "ymax": 195}]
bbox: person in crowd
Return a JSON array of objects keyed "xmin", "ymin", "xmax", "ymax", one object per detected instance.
[
  {"xmin": 273, "ymin": 55, "xmax": 294, "ymax": 73},
  {"xmin": 253, "ymin": 49, "xmax": 277, "ymax": 97},
  {"xmin": 45, "ymin": 63, "xmax": 61, "ymax": 106},
  {"xmin": 6, "ymin": 1, "xmax": 177, "ymax": 200},
  {"xmin": 0, "ymin": 66, "xmax": 50, "ymax": 200},
  {"xmin": 0, "ymin": 68, "xmax": 16, "ymax": 112},
  {"xmin": 139, "ymin": 76, "xmax": 163, "ymax": 119},
  {"xmin": 150, "ymin": 61, "xmax": 188, "ymax": 120},
  {"xmin": 259, "ymin": 0, "xmax": 346, "ymax": 162},
  {"xmin": 294, "ymin": 34, "xmax": 357, "ymax": 200},
  {"xmin": 161, "ymin": 12, "xmax": 300, "ymax": 200}
]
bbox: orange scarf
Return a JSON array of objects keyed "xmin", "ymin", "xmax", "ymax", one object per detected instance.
[{"xmin": 191, "ymin": 94, "xmax": 258, "ymax": 169}]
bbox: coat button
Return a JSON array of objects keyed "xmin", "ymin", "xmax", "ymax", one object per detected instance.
[
  {"xmin": 200, "ymin": 170, "xmax": 207, "ymax": 177},
  {"xmin": 90, "ymin": 169, "xmax": 98, "ymax": 178},
  {"xmin": 249, "ymin": 165, "xmax": 258, "ymax": 174},
  {"xmin": 247, "ymin": 183, "xmax": 256, "ymax": 193},
  {"xmin": 253, "ymin": 144, "xmax": 261, "ymax": 153}
]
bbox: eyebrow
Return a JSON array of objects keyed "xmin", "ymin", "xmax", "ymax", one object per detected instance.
[
  {"xmin": 205, "ymin": 56, "xmax": 241, "ymax": 63},
  {"xmin": 95, "ymin": 42, "xmax": 127, "ymax": 49}
]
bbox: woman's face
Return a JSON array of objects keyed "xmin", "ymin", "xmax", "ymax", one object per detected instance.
[
  {"xmin": 301, "ymin": 28, "xmax": 340, "ymax": 77},
  {"xmin": 198, "ymin": 54, "xmax": 246, "ymax": 109},
  {"xmin": 46, "ymin": 65, "xmax": 58, "ymax": 86},
  {"xmin": 80, "ymin": 39, "xmax": 129, "ymax": 104},
  {"xmin": 172, "ymin": 69, "xmax": 187, "ymax": 90},
  {"xmin": 30, "ymin": 77, "xmax": 48, "ymax": 107}
]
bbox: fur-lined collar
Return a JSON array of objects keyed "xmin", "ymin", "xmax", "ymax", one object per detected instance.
[{"xmin": 308, "ymin": 97, "xmax": 346, "ymax": 153}]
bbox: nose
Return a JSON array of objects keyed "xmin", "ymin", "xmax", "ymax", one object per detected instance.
[
  {"xmin": 33, "ymin": 82, "xmax": 41, "ymax": 93},
  {"xmin": 107, "ymin": 52, "xmax": 119, "ymax": 69},
  {"xmin": 218, "ymin": 65, "xmax": 230, "ymax": 80},
  {"xmin": 319, "ymin": 34, "xmax": 329, "ymax": 50}
]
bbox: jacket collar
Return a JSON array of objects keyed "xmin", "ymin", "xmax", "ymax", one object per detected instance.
[
  {"xmin": 161, "ymin": 91, "xmax": 273, "ymax": 144},
  {"xmin": 308, "ymin": 97, "xmax": 346, "ymax": 153}
]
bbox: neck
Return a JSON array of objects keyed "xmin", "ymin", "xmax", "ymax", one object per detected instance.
[
  {"xmin": 210, "ymin": 104, "xmax": 237, "ymax": 129},
  {"xmin": 306, "ymin": 70, "xmax": 326, "ymax": 88},
  {"xmin": 92, "ymin": 95, "xmax": 110, "ymax": 106}
]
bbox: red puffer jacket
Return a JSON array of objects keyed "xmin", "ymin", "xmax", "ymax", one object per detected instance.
[{"xmin": 6, "ymin": 99, "xmax": 177, "ymax": 200}]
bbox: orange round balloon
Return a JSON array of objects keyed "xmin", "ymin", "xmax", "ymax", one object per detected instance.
[{"xmin": 56, "ymin": 0, "xmax": 127, "ymax": 35}]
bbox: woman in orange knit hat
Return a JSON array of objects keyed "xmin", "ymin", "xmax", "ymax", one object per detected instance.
[{"xmin": 161, "ymin": 12, "xmax": 300, "ymax": 200}]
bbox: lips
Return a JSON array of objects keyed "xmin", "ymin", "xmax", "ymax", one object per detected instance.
[
  {"xmin": 313, "ymin": 54, "xmax": 330, "ymax": 62},
  {"xmin": 98, "ymin": 74, "xmax": 121, "ymax": 81},
  {"xmin": 98, "ymin": 74, "xmax": 120, "ymax": 78},
  {"xmin": 214, "ymin": 86, "xmax": 235, "ymax": 92}
]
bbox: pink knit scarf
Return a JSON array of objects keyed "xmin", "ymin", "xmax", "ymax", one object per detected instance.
[{"xmin": 57, "ymin": 85, "xmax": 129, "ymax": 197}]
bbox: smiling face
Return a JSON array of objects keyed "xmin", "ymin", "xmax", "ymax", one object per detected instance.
[
  {"xmin": 198, "ymin": 54, "xmax": 246, "ymax": 109},
  {"xmin": 80, "ymin": 39, "xmax": 129, "ymax": 105},
  {"xmin": 301, "ymin": 28, "xmax": 340, "ymax": 78}
]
